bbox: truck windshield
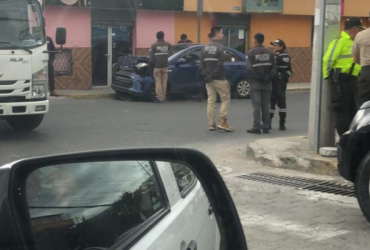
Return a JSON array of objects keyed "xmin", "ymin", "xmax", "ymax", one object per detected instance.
[{"xmin": 0, "ymin": 0, "xmax": 45, "ymax": 49}]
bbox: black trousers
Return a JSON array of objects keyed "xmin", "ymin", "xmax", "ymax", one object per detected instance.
[
  {"xmin": 270, "ymin": 77, "xmax": 288, "ymax": 126},
  {"xmin": 331, "ymin": 76, "xmax": 358, "ymax": 136},
  {"xmin": 270, "ymin": 77, "xmax": 287, "ymax": 112},
  {"xmin": 357, "ymin": 66, "xmax": 370, "ymax": 109},
  {"xmin": 48, "ymin": 63, "xmax": 55, "ymax": 92}
]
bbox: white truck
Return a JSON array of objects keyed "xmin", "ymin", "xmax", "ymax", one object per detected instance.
[{"xmin": 0, "ymin": 0, "xmax": 65, "ymax": 131}]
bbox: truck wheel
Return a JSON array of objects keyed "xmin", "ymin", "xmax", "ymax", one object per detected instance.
[
  {"xmin": 355, "ymin": 151, "xmax": 370, "ymax": 223},
  {"xmin": 7, "ymin": 114, "xmax": 44, "ymax": 131}
]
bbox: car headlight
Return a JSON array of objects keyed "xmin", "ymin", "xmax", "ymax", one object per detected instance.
[
  {"xmin": 349, "ymin": 109, "xmax": 369, "ymax": 131},
  {"xmin": 32, "ymin": 66, "xmax": 48, "ymax": 99}
]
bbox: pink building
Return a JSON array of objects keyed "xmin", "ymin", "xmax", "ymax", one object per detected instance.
[{"xmin": 45, "ymin": 5, "xmax": 180, "ymax": 90}]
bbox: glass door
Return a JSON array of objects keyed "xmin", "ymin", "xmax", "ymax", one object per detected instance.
[
  {"xmin": 112, "ymin": 26, "xmax": 133, "ymax": 63},
  {"xmin": 92, "ymin": 25, "xmax": 134, "ymax": 87},
  {"xmin": 221, "ymin": 28, "xmax": 247, "ymax": 54},
  {"xmin": 91, "ymin": 24, "xmax": 109, "ymax": 86},
  {"xmin": 229, "ymin": 28, "xmax": 246, "ymax": 54}
]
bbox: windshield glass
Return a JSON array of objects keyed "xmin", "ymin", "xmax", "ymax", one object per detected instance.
[{"xmin": 0, "ymin": 0, "xmax": 45, "ymax": 48}]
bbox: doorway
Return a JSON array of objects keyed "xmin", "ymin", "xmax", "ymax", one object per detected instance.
[
  {"xmin": 91, "ymin": 25, "xmax": 133, "ymax": 86},
  {"xmin": 222, "ymin": 27, "xmax": 247, "ymax": 54}
]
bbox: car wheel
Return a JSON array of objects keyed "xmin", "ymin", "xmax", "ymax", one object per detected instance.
[
  {"xmin": 148, "ymin": 83, "xmax": 171, "ymax": 102},
  {"xmin": 234, "ymin": 79, "xmax": 250, "ymax": 99},
  {"xmin": 166, "ymin": 84, "xmax": 172, "ymax": 101},
  {"xmin": 148, "ymin": 84, "xmax": 156, "ymax": 102},
  {"xmin": 7, "ymin": 114, "xmax": 44, "ymax": 131},
  {"xmin": 115, "ymin": 91, "xmax": 134, "ymax": 102},
  {"xmin": 355, "ymin": 151, "xmax": 370, "ymax": 223}
]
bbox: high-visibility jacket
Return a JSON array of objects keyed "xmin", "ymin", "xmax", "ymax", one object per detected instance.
[{"xmin": 322, "ymin": 31, "xmax": 361, "ymax": 79}]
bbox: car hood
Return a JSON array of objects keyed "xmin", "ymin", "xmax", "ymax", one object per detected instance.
[{"xmin": 116, "ymin": 54, "xmax": 149, "ymax": 68}]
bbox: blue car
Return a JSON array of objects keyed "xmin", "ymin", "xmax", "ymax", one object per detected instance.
[{"xmin": 112, "ymin": 45, "xmax": 250, "ymax": 101}]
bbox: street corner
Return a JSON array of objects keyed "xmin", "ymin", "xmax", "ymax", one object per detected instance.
[{"xmin": 246, "ymin": 136, "xmax": 338, "ymax": 176}]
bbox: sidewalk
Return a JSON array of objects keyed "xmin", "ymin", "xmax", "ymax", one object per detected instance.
[
  {"xmin": 54, "ymin": 82, "xmax": 310, "ymax": 99},
  {"xmin": 246, "ymin": 136, "xmax": 338, "ymax": 176},
  {"xmin": 56, "ymin": 87, "xmax": 115, "ymax": 99}
]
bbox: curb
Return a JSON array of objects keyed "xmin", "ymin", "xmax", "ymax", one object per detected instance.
[
  {"xmin": 246, "ymin": 137, "xmax": 338, "ymax": 176},
  {"xmin": 57, "ymin": 89, "xmax": 309, "ymax": 99},
  {"xmin": 59, "ymin": 93, "xmax": 115, "ymax": 99},
  {"xmin": 287, "ymin": 88, "xmax": 310, "ymax": 92}
]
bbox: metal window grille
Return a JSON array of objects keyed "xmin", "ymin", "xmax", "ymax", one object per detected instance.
[{"xmin": 53, "ymin": 49, "xmax": 73, "ymax": 76}]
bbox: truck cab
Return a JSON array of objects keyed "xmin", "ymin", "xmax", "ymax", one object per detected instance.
[{"xmin": 0, "ymin": 0, "xmax": 65, "ymax": 131}]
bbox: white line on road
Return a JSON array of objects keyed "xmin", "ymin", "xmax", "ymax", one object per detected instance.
[
  {"xmin": 216, "ymin": 166, "xmax": 234, "ymax": 175},
  {"xmin": 239, "ymin": 213, "xmax": 350, "ymax": 242}
]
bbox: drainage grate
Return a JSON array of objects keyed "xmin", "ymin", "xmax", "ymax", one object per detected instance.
[{"xmin": 237, "ymin": 172, "xmax": 355, "ymax": 197}]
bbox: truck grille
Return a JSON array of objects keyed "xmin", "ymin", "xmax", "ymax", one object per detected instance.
[
  {"xmin": 0, "ymin": 90, "xmax": 14, "ymax": 94},
  {"xmin": 113, "ymin": 75, "xmax": 133, "ymax": 89},
  {"xmin": 0, "ymin": 96, "xmax": 26, "ymax": 103},
  {"xmin": 0, "ymin": 81, "xmax": 17, "ymax": 85}
]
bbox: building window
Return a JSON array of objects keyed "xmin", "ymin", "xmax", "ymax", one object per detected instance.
[
  {"xmin": 54, "ymin": 49, "xmax": 73, "ymax": 76},
  {"xmin": 246, "ymin": 0, "xmax": 283, "ymax": 13}
]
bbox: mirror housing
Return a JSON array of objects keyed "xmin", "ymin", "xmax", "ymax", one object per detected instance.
[
  {"xmin": 0, "ymin": 148, "xmax": 247, "ymax": 250},
  {"xmin": 175, "ymin": 58, "xmax": 187, "ymax": 67},
  {"xmin": 55, "ymin": 27, "xmax": 66, "ymax": 47}
]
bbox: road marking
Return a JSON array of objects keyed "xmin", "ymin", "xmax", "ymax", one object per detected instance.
[
  {"xmin": 216, "ymin": 166, "xmax": 233, "ymax": 175},
  {"xmin": 239, "ymin": 213, "xmax": 349, "ymax": 242}
]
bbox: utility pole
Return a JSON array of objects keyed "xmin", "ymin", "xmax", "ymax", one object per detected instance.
[
  {"xmin": 197, "ymin": 0, "xmax": 203, "ymax": 43},
  {"xmin": 308, "ymin": 0, "xmax": 341, "ymax": 152}
]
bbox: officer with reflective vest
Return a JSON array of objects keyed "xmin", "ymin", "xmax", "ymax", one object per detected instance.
[{"xmin": 322, "ymin": 17, "xmax": 364, "ymax": 136}]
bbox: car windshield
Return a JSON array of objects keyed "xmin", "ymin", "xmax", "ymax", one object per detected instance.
[{"xmin": 0, "ymin": 0, "xmax": 45, "ymax": 48}]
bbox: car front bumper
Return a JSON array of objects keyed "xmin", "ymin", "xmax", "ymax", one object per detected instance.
[
  {"xmin": 337, "ymin": 130, "xmax": 369, "ymax": 182},
  {"xmin": 111, "ymin": 72, "xmax": 152, "ymax": 97}
]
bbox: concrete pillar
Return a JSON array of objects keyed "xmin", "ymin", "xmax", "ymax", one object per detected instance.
[{"xmin": 308, "ymin": 0, "xmax": 341, "ymax": 152}]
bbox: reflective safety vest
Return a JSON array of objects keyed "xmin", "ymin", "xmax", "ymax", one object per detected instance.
[{"xmin": 322, "ymin": 31, "xmax": 361, "ymax": 79}]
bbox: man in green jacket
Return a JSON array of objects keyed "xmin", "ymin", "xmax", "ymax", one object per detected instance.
[{"xmin": 323, "ymin": 17, "xmax": 364, "ymax": 136}]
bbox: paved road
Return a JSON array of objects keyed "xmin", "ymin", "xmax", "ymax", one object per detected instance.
[
  {"xmin": 2, "ymin": 91, "xmax": 369, "ymax": 249},
  {"xmin": 211, "ymin": 149, "xmax": 369, "ymax": 250},
  {"xmin": 0, "ymin": 91, "xmax": 309, "ymax": 164}
]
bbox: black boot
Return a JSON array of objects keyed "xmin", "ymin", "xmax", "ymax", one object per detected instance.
[
  {"xmin": 247, "ymin": 128, "xmax": 261, "ymax": 134},
  {"xmin": 279, "ymin": 112, "xmax": 286, "ymax": 131},
  {"xmin": 269, "ymin": 113, "xmax": 274, "ymax": 129}
]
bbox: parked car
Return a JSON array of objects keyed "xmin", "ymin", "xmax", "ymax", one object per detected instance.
[
  {"xmin": 0, "ymin": 149, "xmax": 247, "ymax": 250},
  {"xmin": 337, "ymin": 101, "xmax": 370, "ymax": 223},
  {"xmin": 111, "ymin": 44, "xmax": 250, "ymax": 101}
]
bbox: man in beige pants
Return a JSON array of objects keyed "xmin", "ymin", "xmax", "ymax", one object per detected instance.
[
  {"xmin": 200, "ymin": 27, "xmax": 233, "ymax": 132},
  {"xmin": 149, "ymin": 31, "xmax": 172, "ymax": 103}
]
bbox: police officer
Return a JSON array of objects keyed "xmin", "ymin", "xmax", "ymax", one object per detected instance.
[
  {"xmin": 246, "ymin": 33, "xmax": 276, "ymax": 134},
  {"xmin": 200, "ymin": 27, "xmax": 233, "ymax": 132},
  {"xmin": 149, "ymin": 31, "xmax": 172, "ymax": 103},
  {"xmin": 269, "ymin": 39, "xmax": 292, "ymax": 131},
  {"xmin": 323, "ymin": 17, "xmax": 364, "ymax": 136},
  {"xmin": 47, "ymin": 36, "xmax": 58, "ymax": 96},
  {"xmin": 178, "ymin": 34, "xmax": 193, "ymax": 44},
  {"xmin": 353, "ymin": 13, "xmax": 370, "ymax": 108}
]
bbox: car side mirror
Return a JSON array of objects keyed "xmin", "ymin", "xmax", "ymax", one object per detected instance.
[
  {"xmin": 0, "ymin": 149, "xmax": 247, "ymax": 250},
  {"xmin": 176, "ymin": 58, "xmax": 187, "ymax": 67},
  {"xmin": 55, "ymin": 27, "xmax": 66, "ymax": 48}
]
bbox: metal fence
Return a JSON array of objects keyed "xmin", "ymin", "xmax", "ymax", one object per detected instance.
[{"xmin": 53, "ymin": 49, "xmax": 73, "ymax": 76}]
